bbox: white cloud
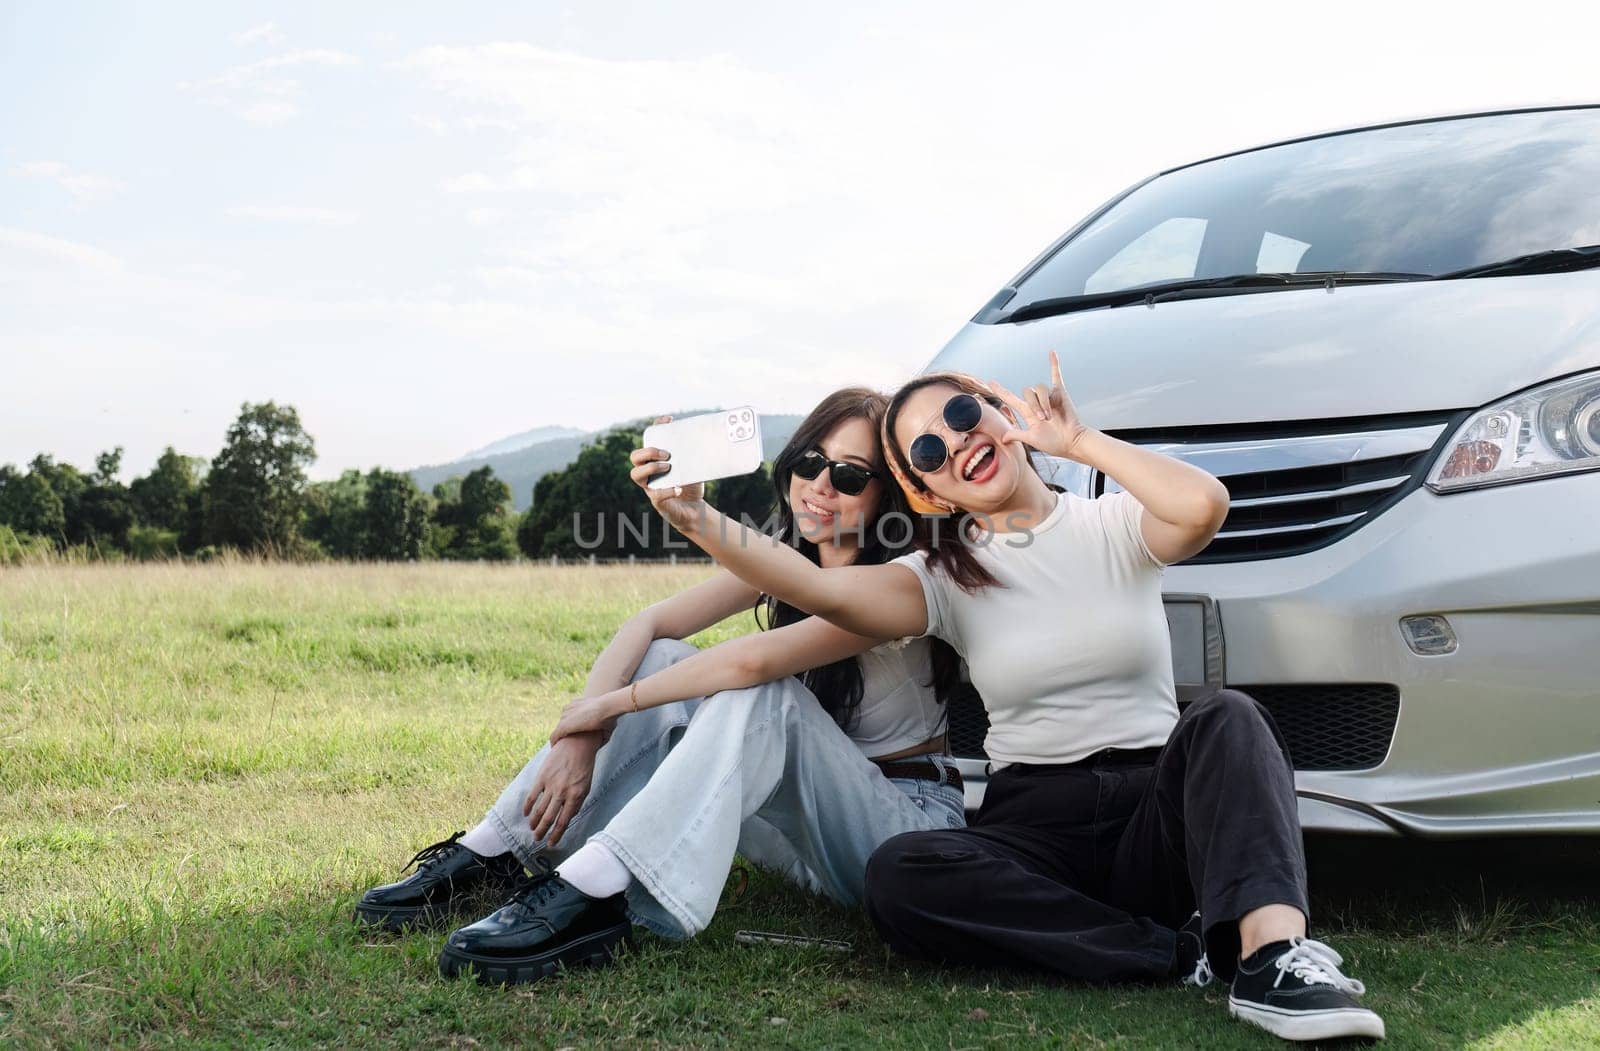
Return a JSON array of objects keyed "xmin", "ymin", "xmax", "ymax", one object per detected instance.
[
  {"xmin": 0, "ymin": 226, "xmax": 124, "ymax": 272},
  {"xmin": 400, "ymin": 41, "xmax": 992, "ymax": 359},
  {"xmin": 16, "ymin": 2, "xmax": 1600, "ymax": 478},
  {"xmin": 15, "ymin": 161, "xmax": 125, "ymax": 202},
  {"xmin": 234, "ymin": 99, "xmax": 299, "ymax": 126},
  {"xmin": 181, "ymin": 48, "xmax": 359, "ymax": 125},
  {"xmin": 233, "ymin": 21, "xmax": 283, "ymax": 46},
  {"xmin": 441, "ymin": 171, "xmax": 497, "ymax": 193},
  {"xmin": 227, "ymin": 205, "xmax": 360, "ymax": 226}
]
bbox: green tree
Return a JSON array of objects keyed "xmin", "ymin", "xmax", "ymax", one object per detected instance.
[
  {"xmin": 516, "ymin": 425, "xmax": 712, "ymax": 561},
  {"xmin": 433, "ymin": 466, "xmax": 515, "ymax": 560},
  {"xmin": 302, "ymin": 470, "xmax": 367, "ymax": 558},
  {"xmin": 126, "ymin": 525, "xmax": 180, "ymax": 560},
  {"xmin": 0, "ymin": 465, "xmax": 66, "ymax": 542},
  {"xmin": 363, "ymin": 468, "xmax": 430, "ymax": 560},
  {"xmin": 25, "ymin": 454, "xmax": 87, "ymax": 545},
  {"xmin": 516, "ymin": 471, "xmax": 560, "ymax": 558},
  {"xmin": 93, "ymin": 448, "xmax": 121, "ymax": 485},
  {"xmin": 130, "ymin": 447, "xmax": 205, "ymax": 533},
  {"xmin": 471, "ymin": 515, "xmax": 519, "ymax": 561},
  {"xmin": 203, "ymin": 402, "xmax": 317, "ymax": 554},
  {"xmin": 459, "ymin": 467, "xmax": 509, "ymax": 528},
  {"xmin": 177, "ymin": 487, "xmax": 206, "ymax": 554},
  {"xmin": 77, "ymin": 447, "xmax": 135, "ymax": 552},
  {"xmin": 517, "ymin": 429, "xmax": 636, "ymax": 559},
  {"xmin": 708, "ymin": 465, "xmax": 776, "ymax": 533}
]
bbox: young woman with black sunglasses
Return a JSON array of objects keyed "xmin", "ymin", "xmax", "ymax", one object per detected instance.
[
  {"xmin": 630, "ymin": 353, "xmax": 1385, "ymax": 1044},
  {"xmin": 356, "ymin": 388, "xmax": 967, "ymax": 986}
]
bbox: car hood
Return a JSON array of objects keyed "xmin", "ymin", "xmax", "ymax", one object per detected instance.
[{"xmin": 926, "ymin": 271, "xmax": 1600, "ymax": 428}]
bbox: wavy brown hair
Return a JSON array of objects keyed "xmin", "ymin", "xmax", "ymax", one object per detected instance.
[
  {"xmin": 754, "ymin": 387, "xmax": 961, "ymax": 730},
  {"xmin": 881, "ymin": 371, "xmax": 1053, "ymax": 593}
]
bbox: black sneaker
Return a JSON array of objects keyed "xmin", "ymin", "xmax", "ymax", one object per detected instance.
[
  {"xmin": 437, "ymin": 868, "xmax": 632, "ymax": 985},
  {"xmin": 354, "ymin": 831, "xmax": 525, "ymax": 933},
  {"xmin": 1229, "ymin": 937, "xmax": 1385, "ymax": 1042},
  {"xmin": 1175, "ymin": 911, "xmax": 1213, "ymax": 988}
]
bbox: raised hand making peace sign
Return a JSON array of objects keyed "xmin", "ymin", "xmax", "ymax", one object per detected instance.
[{"xmin": 986, "ymin": 350, "xmax": 1093, "ymax": 463}]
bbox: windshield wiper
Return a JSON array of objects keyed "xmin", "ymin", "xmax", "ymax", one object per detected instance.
[
  {"xmin": 999, "ymin": 271, "xmax": 1430, "ymax": 325},
  {"xmin": 1435, "ymin": 244, "xmax": 1600, "ymax": 280}
]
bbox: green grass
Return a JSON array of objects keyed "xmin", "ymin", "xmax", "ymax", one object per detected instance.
[{"xmin": 2, "ymin": 562, "xmax": 1597, "ymax": 1048}]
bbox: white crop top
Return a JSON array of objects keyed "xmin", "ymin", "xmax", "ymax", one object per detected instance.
[{"xmin": 845, "ymin": 635, "xmax": 947, "ymax": 759}]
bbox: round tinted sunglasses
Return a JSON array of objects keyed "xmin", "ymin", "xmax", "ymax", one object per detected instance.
[
  {"xmin": 793, "ymin": 449, "xmax": 878, "ymax": 496},
  {"xmin": 908, "ymin": 393, "xmax": 985, "ymax": 473}
]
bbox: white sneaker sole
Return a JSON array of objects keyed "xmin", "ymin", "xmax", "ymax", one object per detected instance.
[{"xmin": 1228, "ymin": 997, "xmax": 1386, "ymax": 1042}]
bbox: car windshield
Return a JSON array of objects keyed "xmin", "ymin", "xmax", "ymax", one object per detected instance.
[{"xmin": 1006, "ymin": 108, "xmax": 1600, "ymax": 311}]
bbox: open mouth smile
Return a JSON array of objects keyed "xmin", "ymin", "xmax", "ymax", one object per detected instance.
[{"xmin": 960, "ymin": 440, "xmax": 999, "ymax": 483}]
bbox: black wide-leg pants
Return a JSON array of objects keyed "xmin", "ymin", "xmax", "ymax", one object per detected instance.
[{"xmin": 862, "ymin": 689, "xmax": 1308, "ymax": 983}]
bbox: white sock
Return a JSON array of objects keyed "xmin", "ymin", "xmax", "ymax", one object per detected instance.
[
  {"xmin": 556, "ymin": 840, "xmax": 632, "ymax": 898},
  {"xmin": 458, "ymin": 820, "xmax": 511, "ymax": 858}
]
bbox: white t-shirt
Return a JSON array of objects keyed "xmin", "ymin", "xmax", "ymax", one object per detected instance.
[
  {"xmin": 891, "ymin": 490, "xmax": 1178, "ymax": 766},
  {"xmin": 848, "ymin": 635, "xmax": 947, "ymax": 759}
]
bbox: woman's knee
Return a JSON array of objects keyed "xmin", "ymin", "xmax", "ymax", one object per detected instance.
[
  {"xmin": 865, "ymin": 830, "xmax": 969, "ymax": 903},
  {"xmin": 1185, "ymin": 688, "xmax": 1269, "ymax": 728},
  {"xmin": 633, "ymin": 637, "xmax": 698, "ymax": 679},
  {"xmin": 1181, "ymin": 689, "xmax": 1290, "ymax": 758},
  {"xmin": 697, "ymin": 676, "xmax": 807, "ymax": 724},
  {"xmin": 864, "ymin": 830, "xmax": 980, "ymax": 944}
]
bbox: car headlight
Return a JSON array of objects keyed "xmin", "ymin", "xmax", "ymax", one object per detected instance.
[{"xmin": 1427, "ymin": 370, "xmax": 1600, "ymax": 493}]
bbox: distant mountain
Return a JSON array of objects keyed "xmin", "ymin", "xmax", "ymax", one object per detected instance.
[
  {"xmin": 455, "ymin": 425, "xmax": 586, "ymax": 462},
  {"xmin": 410, "ymin": 412, "xmax": 806, "ymax": 511}
]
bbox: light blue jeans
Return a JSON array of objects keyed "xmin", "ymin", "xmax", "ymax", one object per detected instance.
[{"xmin": 484, "ymin": 638, "xmax": 966, "ymax": 939}]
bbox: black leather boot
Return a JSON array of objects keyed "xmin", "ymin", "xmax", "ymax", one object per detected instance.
[
  {"xmin": 437, "ymin": 868, "xmax": 632, "ymax": 985},
  {"xmin": 355, "ymin": 831, "xmax": 526, "ymax": 933}
]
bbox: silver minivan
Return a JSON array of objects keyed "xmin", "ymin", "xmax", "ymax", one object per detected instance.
[{"xmin": 932, "ymin": 105, "xmax": 1600, "ymax": 837}]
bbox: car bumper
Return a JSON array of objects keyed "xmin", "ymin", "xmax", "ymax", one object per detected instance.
[{"xmin": 956, "ymin": 470, "xmax": 1600, "ymax": 837}]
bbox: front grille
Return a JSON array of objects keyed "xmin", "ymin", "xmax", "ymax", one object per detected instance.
[
  {"xmin": 948, "ymin": 683, "xmax": 1399, "ymax": 772},
  {"xmin": 1096, "ymin": 411, "xmax": 1466, "ymax": 563}
]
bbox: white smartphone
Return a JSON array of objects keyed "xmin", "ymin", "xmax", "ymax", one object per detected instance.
[{"xmin": 643, "ymin": 407, "xmax": 764, "ymax": 490}]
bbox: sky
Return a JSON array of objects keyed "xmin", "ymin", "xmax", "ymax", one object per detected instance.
[{"xmin": 3, "ymin": 0, "xmax": 1599, "ymax": 481}]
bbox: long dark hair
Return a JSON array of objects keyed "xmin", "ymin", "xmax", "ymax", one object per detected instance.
[
  {"xmin": 881, "ymin": 372, "xmax": 1053, "ymax": 593},
  {"xmin": 754, "ymin": 387, "xmax": 961, "ymax": 730}
]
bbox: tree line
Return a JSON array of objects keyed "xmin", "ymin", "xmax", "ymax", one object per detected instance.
[{"xmin": 0, "ymin": 402, "xmax": 773, "ymax": 565}]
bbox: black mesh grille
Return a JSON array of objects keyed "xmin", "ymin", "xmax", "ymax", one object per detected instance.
[
  {"xmin": 947, "ymin": 683, "xmax": 990, "ymax": 758},
  {"xmin": 1224, "ymin": 684, "xmax": 1400, "ymax": 771},
  {"xmin": 947, "ymin": 684, "xmax": 1399, "ymax": 772}
]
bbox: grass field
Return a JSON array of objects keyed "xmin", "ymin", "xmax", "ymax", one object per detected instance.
[{"xmin": 2, "ymin": 563, "xmax": 1598, "ymax": 1049}]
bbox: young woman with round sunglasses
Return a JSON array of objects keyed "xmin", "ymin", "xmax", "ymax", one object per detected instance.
[
  {"xmin": 631, "ymin": 353, "xmax": 1385, "ymax": 1043},
  {"xmin": 355, "ymin": 388, "xmax": 967, "ymax": 986}
]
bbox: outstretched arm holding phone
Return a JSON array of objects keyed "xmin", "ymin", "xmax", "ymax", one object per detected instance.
[{"xmin": 630, "ymin": 415, "xmax": 930, "ymax": 642}]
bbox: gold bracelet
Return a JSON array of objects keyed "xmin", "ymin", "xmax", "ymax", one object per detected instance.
[{"xmin": 629, "ymin": 681, "xmax": 640, "ymax": 712}]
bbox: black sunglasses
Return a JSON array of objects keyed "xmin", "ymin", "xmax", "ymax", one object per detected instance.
[
  {"xmin": 793, "ymin": 449, "xmax": 878, "ymax": 496},
  {"xmin": 908, "ymin": 393, "xmax": 985, "ymax": 473}
]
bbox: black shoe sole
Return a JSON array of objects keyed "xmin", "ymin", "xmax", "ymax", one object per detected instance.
[
  {"xmin": 355, "ymin": 872, "xmax": 529, "ymax": 934},
  {"xmin": 437, "ymin": 922, "xmax": 632, "ymax": 985},
  {"xmin": 354, "ymin": 900, "xmax": 447, "ymax": 933}
]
